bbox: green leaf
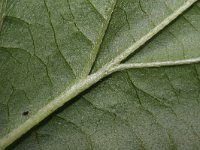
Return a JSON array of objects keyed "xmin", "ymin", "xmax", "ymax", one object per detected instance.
[{"xmin": 0, "ymin": 0, "xmax": 200, "ymax": 149}]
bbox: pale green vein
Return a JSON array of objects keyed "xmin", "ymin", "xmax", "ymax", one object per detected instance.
[
  {"xmin": 112, "ymin": 57, "xmax": 200, "ymax": 72},
  {"xmin": 0, "ymin": 0, "xmax": 197, "ymax": 149}
]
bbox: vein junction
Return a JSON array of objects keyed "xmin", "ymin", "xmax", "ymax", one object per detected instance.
[{"xmin": 0, "ymin": 0, "xmax": 198, "ymax": 149}]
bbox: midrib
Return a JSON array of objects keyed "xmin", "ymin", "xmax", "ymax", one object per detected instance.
[{"xmin": 0, "ymin": 0, "xmax": 198, "ymax": 149}]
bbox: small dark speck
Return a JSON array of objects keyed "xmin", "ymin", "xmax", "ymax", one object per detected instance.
[{"xmin": 22, "ymin": 111, "xmax": 29, "ymax": 116}]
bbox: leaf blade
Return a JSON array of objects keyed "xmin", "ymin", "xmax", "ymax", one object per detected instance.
[{"xmin": 0, "ymin": 0, "xmax": 199, "ymax": 149}]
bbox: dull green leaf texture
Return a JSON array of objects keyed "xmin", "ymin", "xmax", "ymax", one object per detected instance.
[{"xmin": 0, "ymin": 0, "xmax": 200, "ymax": 149}]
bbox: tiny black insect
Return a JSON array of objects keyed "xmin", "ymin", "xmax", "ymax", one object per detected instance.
[{"xmin": 22, "ymin": 111, "xmax": 29, "ymax": 116}]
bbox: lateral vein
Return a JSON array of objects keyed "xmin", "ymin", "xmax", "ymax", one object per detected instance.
[
  {"xmin": 0, "ymin": 0, "xmax": 197, "ymax": 149},
  {"xmin": 111, "ymin": 57, "xmax": 200, "ymax": 71},
  {"xmin": 109, "ymin": 0, "xmax": 198, "ymax": 65}
]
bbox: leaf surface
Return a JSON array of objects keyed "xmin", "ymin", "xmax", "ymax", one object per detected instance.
[{"xmin": 0, "ymin": 0, "xmax": 200, "ymax": 149}]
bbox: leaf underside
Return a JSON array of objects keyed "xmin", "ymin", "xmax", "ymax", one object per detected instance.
[{"xmin": 0, "ymin": 0, "xmax": 200, "ymax": 149}]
